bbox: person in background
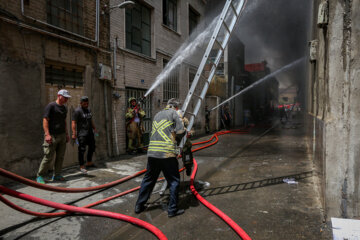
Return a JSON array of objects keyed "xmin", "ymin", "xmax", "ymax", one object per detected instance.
[
  {"xmin": 205, "ymin": 106, "xmax": 210, "ymax": 134},
  {"xmin": 126, "ymin": 97, "xmax": 146, "ymax": 154},
  {"xmin": 36, "ymin": 89, "xmax": 71, "ymax": 184},
  {"xmin": 72, "ymin": 96, "xmax": 97, "ymax": 174}
]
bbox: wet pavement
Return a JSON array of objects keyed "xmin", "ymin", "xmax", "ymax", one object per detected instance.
[{"xmin": 0, "ymin": 120, "xmax": 332, "ymax": 239}]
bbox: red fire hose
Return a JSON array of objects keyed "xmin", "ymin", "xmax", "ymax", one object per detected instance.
[
  {"xmin": 0, "ymin": 167, "xmax": 146, "ymax": 193},
  {"xmin": 0, "ymin": 186, "xmax": 167, "ymax": 240},
  {"xmin": 0, "ymin": 130, "xmax": 252, "ymax": 239},
  {"xmin": 190, "ymin": 158, "xmax": 251, "ymax": 240}
]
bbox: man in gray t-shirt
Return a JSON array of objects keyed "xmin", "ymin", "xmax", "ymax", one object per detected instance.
[
  {"xmin": 36, "ymin": 89, "xmax": 71, "ymax": 184},
  {"xmin": 135, "ymin": 98, "xmax": 185, "ymax": 218}
]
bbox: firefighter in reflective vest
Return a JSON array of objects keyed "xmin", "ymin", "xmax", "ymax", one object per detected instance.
[
  {"xmin": 135, "ymin": 98, "xmax": 185, "ymax": 217},
  {"xmin": 126, "ymin": 97, "xmax": 146, "ymax": 153}
]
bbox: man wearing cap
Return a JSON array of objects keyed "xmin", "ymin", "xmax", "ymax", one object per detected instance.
[
  {"xmin": 72, "ymin": 96, "xmax": 97, "ymax": 174},
  {"xmin": 36, "ymin": 89, "xmax": 71, "ymax": 184},
  {"xmin": 135, "ymin": 98, "xmax": 185, "ymax": 218}
]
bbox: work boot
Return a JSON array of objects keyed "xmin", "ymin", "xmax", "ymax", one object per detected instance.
[
  {"xmin": 128, "ymin": 139, "xmax": 135, "ymax": 153},
  {"xmin": 135, "ymin": 204, "xmax": 146, "ymax": 214},
  {"xmin": 168, "ymin": 209, "xmax": 185, "ymax": 218}
]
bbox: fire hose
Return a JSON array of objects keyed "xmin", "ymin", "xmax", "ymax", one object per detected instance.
[
  {"xmin": 0, "ymin": 186, "xmax": 167, "ymax": 240},
  {"xmin": 0, "ymin": 130, "xmax": 252, "ymax": 239}
]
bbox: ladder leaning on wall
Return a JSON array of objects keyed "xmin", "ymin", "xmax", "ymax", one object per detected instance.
[{"xmin": 159, "ymin": 0, "xmax": 247, "ymax": 195}]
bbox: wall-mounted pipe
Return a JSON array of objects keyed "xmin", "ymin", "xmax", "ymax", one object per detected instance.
[
  {"xmin": 0, "ymin": 16, "xmax": 109, "ymax": 54},
  {"xmin": 20, "ymin": 0, "xmax": 99, "ymax": 44},
  {"xmin": 104, "ymin": 81, "xmax": 112, "ymax": 157}
]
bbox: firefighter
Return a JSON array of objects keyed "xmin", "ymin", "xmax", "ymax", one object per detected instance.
[
  {"xmin": 135, "ymin": 98, "xmax": 185, "ymax": 217},
  {"xmin": 126, "ymin": 97, "xmax": 146, "ymax": 154},
  {"xmin": 174, "ymin": 102, "xmax": 193, "ymax": 176}
]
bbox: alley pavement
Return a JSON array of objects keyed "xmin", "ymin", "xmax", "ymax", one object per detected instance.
[{"xmin": 0, "ymin": 119, "xmax": 332, "ymax": 239}]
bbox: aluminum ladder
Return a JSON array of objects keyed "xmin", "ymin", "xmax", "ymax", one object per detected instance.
[{"xmin": 159, "ymin": 0, "xmax": 246, "ymax": 195}]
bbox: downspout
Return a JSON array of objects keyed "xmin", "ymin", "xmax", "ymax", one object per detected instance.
[
  {"xmin": 20, "ymin": 0, "xmax": 99, "ymax": 44},
  {"xmin": 96, "ymin": 0, "xmax": 100, "ymax": 47},
  {"xmin": 113, "ymin": 39, "xmax": 120, "ymax": 155},
  {"xmin": 104, "ymin": 82, "xmax": 112, "ymax": 157}
]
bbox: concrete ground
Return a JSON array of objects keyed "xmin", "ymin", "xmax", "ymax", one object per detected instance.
[{"xmin": 0, "ymin": 120, "xmax": 332, "ymax": 239}]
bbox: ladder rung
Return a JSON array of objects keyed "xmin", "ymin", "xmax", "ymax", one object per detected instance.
[
  {"xmin": 215, "ymin": 39, "xmax": 224, "ymax": 50},
  {"xmin": 230, "ymin": 2, "xmax": 239, "ymax": 17},
  {"xmin": 185, "ymin": 111, "xmax": 196, "ymax": 116},
  {"xmin": 222, "ymin": 21, "xmax": 231, "ymax": 34},
  {"xmin": 193, "ymin": 93, "xmax": 204, "ymax": 100}
]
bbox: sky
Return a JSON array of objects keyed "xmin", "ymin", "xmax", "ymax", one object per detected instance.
[{"xmin": 207, "ymin": 0, "xmax": 313, "ymax": 89}]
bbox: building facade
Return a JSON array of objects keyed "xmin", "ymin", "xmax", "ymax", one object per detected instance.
[
  {"xmin": 0, "ymin": 0, "xmax": 112, "ymax": 179},
  {"xmin": 307, "ymin": 0, "xmax": 360, "ymax": 219},
  {"xmin": 110, "ymin": 0, "xmax": 207, "ymax": 152}
]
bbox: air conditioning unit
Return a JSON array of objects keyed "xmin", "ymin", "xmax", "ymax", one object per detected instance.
[
  {"xmin": 99, "ymin": 64, "xmax": 112, "ymax": 81},
  {"xmin": 317, "ymin": 0, "xmax": 328, "ymax": 27},
  {"xmin": 309, "ymin": 40, "xmax": 318, "ymax": 62}
]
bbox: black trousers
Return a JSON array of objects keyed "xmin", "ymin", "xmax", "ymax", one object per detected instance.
[
  {"xmin": 78, "ymin": 134, "xmax": 95, "ymax": 166},
  {"xmin": 136, "ymin": 157, "xmax": 180, "ymax": 214}
]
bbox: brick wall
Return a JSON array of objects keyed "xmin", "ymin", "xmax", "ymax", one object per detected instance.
[{"xmin": 0, "ymin": 1, "xmax": 111, "ymax": 181}]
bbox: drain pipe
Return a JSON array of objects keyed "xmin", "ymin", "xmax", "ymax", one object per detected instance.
[
  {"xmin": 104, "ymin": 82, "xmax": 112, "ymax": 157},
  {"xmin": 112, "ymin": 39, "xmax": 120, "ymax": 155}
]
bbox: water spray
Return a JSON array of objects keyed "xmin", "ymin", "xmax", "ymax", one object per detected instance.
[
  {"xmin": 143, "ymin": 17, "xmax": 219, "ymax": 98},
  {"xmin": 210, "ymin": 57, "xmax": 305, "ymax": 112}
]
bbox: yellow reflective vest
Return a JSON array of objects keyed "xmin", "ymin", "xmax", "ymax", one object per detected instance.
[{"xmin": 148, "ymin": 108, "xmax": 184, "ymax": 158}]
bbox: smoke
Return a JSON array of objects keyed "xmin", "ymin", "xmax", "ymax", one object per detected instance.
[
  {"xmin": 234, "ymin": 0, "xmax": 313, "ymax": 89},
  {"xmin": 208, "ymin": 0, "xmax": 313, "ymax": 90}
]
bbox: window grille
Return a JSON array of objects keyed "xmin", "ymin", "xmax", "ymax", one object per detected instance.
[
  {"xmin": 163, "ymin": 60, "xmax": 179, "ymax": 101},
  {"xmin": 46, "ymin": 0, "xmax": 84, "ymax": 35},
  {"xmin": 125, "ymin": 3, "xmax": 151, "ymax": 56},
  {"xmin": 45, "ymin": 64, "xmax": 83, "ymax": 88},
  {"xmin": 163, "ymin": 0, "xmax": 177, "ymax": 31}
]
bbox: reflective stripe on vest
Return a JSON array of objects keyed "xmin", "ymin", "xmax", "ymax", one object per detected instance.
[{"xmin": 148, "ymin": 120, "xmax": 175, "ymax": 153}]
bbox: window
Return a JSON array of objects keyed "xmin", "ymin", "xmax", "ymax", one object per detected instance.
[
  {"xmin": 189, "ymin": 6, "xmax": 199, "ymax": 35},
  {"xmin": 126, "ymin": 3, "xmax": 151, "ymax": 56},
  {"xmin": 163, "ymin": 60, "xmax": 179, "ymax": 101},
  {"xmin": 46, "ymin": 0, "xmax": 84, "ymax": 34},
  {"xmin": 163, "ymin": 0, "xmax": 177, "ymax": 31},
  {"xmin": 189, "ymin": 71, "xmax": 195, "ymax": 89},
  {"xmin": 46, "ymin": 64, "xmax": 83, "ymax": 88}
]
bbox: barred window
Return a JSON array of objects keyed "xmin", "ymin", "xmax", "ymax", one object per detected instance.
[
  {"xmin": 46, "ymin": 64, "xmax": 83, "ymax": 88},
  {"xmin": 46, "ymin": 0, "xmax": 84, "ymax": 35},
  {"xmin": 163, "ymin": 0, "xmax": 177, "ymax": 31},
  {"xmin": 163, "ymin": 60, "xmax": 179, "ymax": 101},
  {"xmin": 126, "ymin": 3, "xmax": 151, "ymax": 56}
]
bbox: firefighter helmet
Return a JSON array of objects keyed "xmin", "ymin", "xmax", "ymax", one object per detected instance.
[
  {"xmin": 167, "ymin": 98, "xmax": 180, "ymax": 108},
  {"xmin": 128, "ymin": 97, "xmax": 136, "ymax": 104}
]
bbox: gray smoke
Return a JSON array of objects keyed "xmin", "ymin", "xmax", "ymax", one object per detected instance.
[{"xmin": 208, "ymin": 0, "xmax": 313, "ymax": 90}]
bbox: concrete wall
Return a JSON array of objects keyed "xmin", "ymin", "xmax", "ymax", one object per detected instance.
[
  {"xmin": 308, "ymin": 0, "xmax": 360, "ymax": 219},
  {"xmin": 0, "ymin": 1, "xmax": 111, "ymax": 181}
]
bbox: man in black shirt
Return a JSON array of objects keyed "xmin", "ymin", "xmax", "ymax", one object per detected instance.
[
  {"xmin": 72, "ymin": 96, "xmax": 97, "ymax": 173},
  {"xmin": 36, "ymin": 89, "xmax": 71, "ymax": 184}
]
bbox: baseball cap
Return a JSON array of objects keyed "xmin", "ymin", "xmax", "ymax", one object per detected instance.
[
  {"xmin": 58, "ymin": 89, "xmax": 71, "ymax": 98},
  {"xmin": 80, "ymin": 96, "xmax": 89, "ymax": 102}
]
